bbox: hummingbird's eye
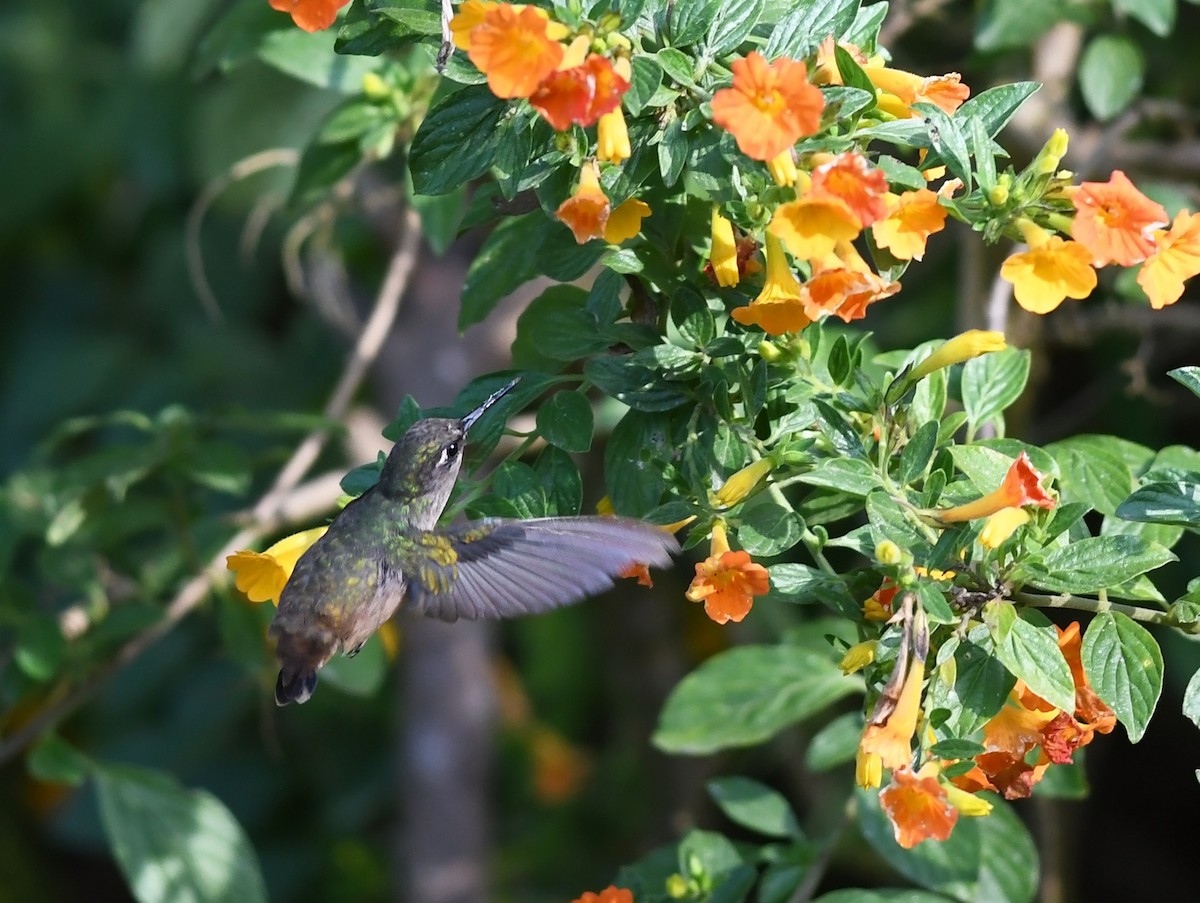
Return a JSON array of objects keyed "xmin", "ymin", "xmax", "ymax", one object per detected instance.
[{"xmin": 439, "ymin": 441, "xmax": 461, "ymax": 467}]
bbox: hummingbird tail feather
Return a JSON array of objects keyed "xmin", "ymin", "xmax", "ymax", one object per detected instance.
[{"xmin": 275, "ymin": 668, "xmax": 318, "ymax": 706}]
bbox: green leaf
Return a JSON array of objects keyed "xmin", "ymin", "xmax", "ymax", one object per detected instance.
[
  {"xmin": 321, "ymin": 633, "xmax": 388, "ymax": 696},
  {"xmin": 289, "ymin": 141, "xmax": 361, "ymax": 208},
  {"xmin": 409, "ymin": 85, "xmax": 507, "ymax": 196},
  {"xmin": 857, "ymin": 786, "xmax": 1038, "ymax": 903},
  {"xmin": 1113, "ymin": 0, "xmax": 1174, "ymax": 35},
  {"xmin": 707, "ymin": 776, "xmax": 802, "ymax": 839},
  {"xmin": 1082, "ymin": 612, "xmax": 1163, "ymax": 743},
  {"xmin": 794, "ymin": 457, "xmax": 883, "ymax": 496},
  {"xmin": 1116, "ymin": 480, "xmax": 1200, "ymax": 528},
  {"xmin": 805, "ymin": 711, "xmax": 862, "ymax": 771},
  {"xmin": 256, "ymin": 28, "xmax": 376, "ymax": 92},
  {"xmin": 956, "ymin": 82, "xmax": 1041, "ymax": 137},
  {"xmin": 765, "ymin": 0, "xmax": 863, "ymax": 59},
  {"xmin": 654, "ymin": 645, "xmax": 863, "ymax": 754},
  {"xmin": 15, "ymin": 614, "xmax": 67, "ymax": 682},
  {"xmin": 736, "ymin": 499, "xmax": 804, "ymax": 556},
  {"xmin": 896, "ymin": 421, "xmax": 938, "ymax": 485},
  {"xmin": 512, "ymin": 284, "xmax": 608, "ymax": 367},
  {"xmin": 411, "ymin": 186, "xmax": 466, "ymax": 255},
  {"xmin": 914, "ymin": 103, "xmax": 971, "ymax": 189},
  {"xmin": 764, "ymin": 563, "xmax": 859, "ymax": 616},
  {"xmin": 1046, "ymin": 434, "xmax": 1134, "ymax": 516},
  {"xmin": 95, "ymin": 764, "xmax": 267, "ymax": 903},
  {"xmin": 533, "ymin": 445, "xmax": 583, "ymax": 516},
  {"xmin": 1183, "ymin": 666, "xmax": 1200, "ymax": 730},
  {"xmin": 669, "ymin": 0, "xmax": 722, "ymax": 45},
  {"xmin": 1012, "ymin": 535, "xmax": 1176, "ymax": 595},
  {"xmin": 585, "ymin": 356, "xmax": 690, "ymax": 412},
  {"xmin": 625, "ymin": 56, "xmax": 662, "ymax": 115},
  {"xmin": 27, "ymin": 733, "xmax": 90, "ymax": 787},
  {"xmin": 460, "ymin": 215, "xmax": 542, "ymax": 330},
  {"xmin": 1169, "ymin": 366, "xmax": 1200, "ymax": 400},
  {"xmin": 975, "ymin": 0, "xmax": 1063, "ymax": 50},
  {"xmin": 535, "ymin": 392, "xmax": 594, "ymax": 453},
  {"xmin": 702, "ymin": 0, "xmax": 764, "ymax": 56},
  {"xmin": 605, "ymin": 410, "xmax": 669, "ymax": 516},
  {"xmin": 1079, "ymin": 35, "xmax": 1144, "ymax": 121},
  {"xmin": 988, "ymin": 606, "xmax": 1076, "ymax": 712},
  {"xmin": 866, "ymin": 491, "xmax": 934, "ymax": 558},
  {"xmin": 946, "ymin": 637, "xmax": 1015, "ymax": 737},
  {"xmin": 960, "ymin": 347, "xmax": 1030, "ymax": 433}
]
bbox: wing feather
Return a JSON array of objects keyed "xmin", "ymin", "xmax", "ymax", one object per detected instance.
[{"xmin": 404, "ymin": 516, "xmax": 680, "ymax": 622}]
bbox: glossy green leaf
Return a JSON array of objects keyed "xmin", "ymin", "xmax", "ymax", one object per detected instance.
[
  {"xmin": 1182, "ymin": 665, "xmax": 1200, "ymax": 730},
  {"xmin": 1046, "ymin": 434, "xmax": 1134, "ymax": 516},
  {"xmin": 896, "ymin": 421, "xmax": 938, "ymax": 485},
  {"xmin": 585, "ymin": 356, "xmax": 690, "ymax": 412},
  {"xmin": 1082, "ymin": 612, "xmax": 1163, "ymax": 743},
  {"xmin": 736, "ymin": 499, "xmax": 804, "ymax": 556},
  {"xmin": 533, "ymin": 445, "xmax": 583, "ymax": 516},
  {"xmin": 27, "ymin": 733, "xmax": 90, "ymax": 787},
  {"xmin": 795, "ymin": 457, "xmax": 883, "ymax": 496},
  {"xmin": 95, "ymin": 764, "xmax": 267, "ymax": 903},
  {"xmin": 1113, "ymin": 0, "xmax": 1174, "ymax": 35},
  {"xmin": 944, "ymin": 636, "xmax": 1015, "ymax": 737},
  {"xmin": 1013, "ymin": 535, "xmax": 1176, "ymax": 595},
  {"xmin": 765, "ymin": 0, "xmax": 862, "ymax": 59},
  {"xmin": 1169, "ymin": 366, "xmax": 1200, "ymax": 400},
  {"xmin": 536, "ymin": 391, "xmax": 594, "ymax": 453},
  {"xmin": 702, "ymin": 0, "xmax": 764, "ymax": 56},
  {"xmin": 460, "ymin": 215, "xmax": 543, "ymax": 330},
  {"xmin": 914, "ymin": 103, "xmax": 971, "ymax": 189},
  {"xmin": 409, "ymin": 85, "xmax": 507, "ymax": 196},
  {"xmin": 1116, "ymin": 480, "xmax": 1200, "ymax": 528},
  {"xmin": 707, "ymin": 775, "xmax": 802, "ymax": 839},
  {"xmin": 605, "ymin": 410, "xmax": 669, "ymax": 516},
  {"xmin": 1079, "ymin": 35, "xmax": 1144, "ymax": 121},
  {"xmin": 669, "ymin": 0, "xmax": 722, "ymax": 45},
  {"xmin": 14, "ymin": 614, "xmax": 67, "ymax": 681},
  {"xmin": 654, "ymin": 645, "xmax": 862, "ymax": 754},
  {"xmin": 989, "ymin": 606, "xmax": 1075, "ymax": 713},
  {"xmin": 866, "ymin": 491, "xmax": 934, "ymax": 558},
  {"xmin": 806, "ymin": 711, "xmax": 862, "ymax": 771},
  {"xmin": 512, "ymin": 285, "xmax": 608, "ymax": 366},
  {"xmin": 975, "ymin": 0, "xmax": 1062, "ymax": 50},
  {"xmin": 256, "ymin": 28, "xmax": 376, "ymax": 92},
  {"xmin": 765, "ymin": 563, "xmax": 859, "ymax": 615},
  {"xmin": 961, "ymin": 347, "xmax": 1030, "ymax": 433},
  {"xmin": 956, "ymin": 81, "xmax": 1041, "ymax": 137}
]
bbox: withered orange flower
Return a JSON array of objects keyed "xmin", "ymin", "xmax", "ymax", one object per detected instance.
[
  {"xmin": 811, "ymin": 152, "xmax": 889, "ymax": 227},
  {"xmin": 710, "ymin": 52, "xmax": 824, "ymax": 161},
  {"xmin": 859, "ymin": 661, "xmax": 925, "ymax": 772},
  {"xmin": 1137, "ymin": 209, "xmax": 1200, "ymax": 309},
  {"xmin": 880, "ymin": 763, "xmax": 959, "ymax": 848},
  {"xmin": 268, "ymin": 0, "xmax": 350, "ymax": 32},
  {"xmin": 685, "ymin": 523, "xmax": 770, "ymax": 624},
  {"xmin": 530, "ymin": 54, "xmax": 630, "ymax": 130},
  {"xmin": 571, "ymin": 888, "xmax": 634, "ymax": 903},
  {"xmin": 871, "ymin": 189, "xmax": 948, "ymax": 261},
  {"xmin": 935, "ymin": 451, "xmax": 1054, "ymax": 523},
  {"xmin": 555, "ymin": 163, "xmax": 610, "ymax": 243},
  {"xmin": 467, "ymin": 4, "xmax": 565, "ymax": 99},
  {"xmin": 1071, "ymin": 170, "xmax": 1168, "ymax": 267}
]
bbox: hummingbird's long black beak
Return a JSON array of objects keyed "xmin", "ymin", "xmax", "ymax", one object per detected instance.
[{"xmin": 461, "ymin": 376, "xmax": 520, "ymax": 433}]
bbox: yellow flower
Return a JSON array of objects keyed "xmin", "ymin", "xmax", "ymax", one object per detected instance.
[
  {"xmin": 840, "ymin": 640, "xmax": 877, "ymax": 675},
  {"xmin": 1000, "ymin": 227, "xmax": 1097, "ymax": 314},
  {"xmin": 709, "ymin": 207, "xmax": 740, "ymax": 287},
  {"xmin": 908, "ymin": 330, "xmax": 1007, "ymax": 382},
  {"xmin": 713, "ymin": 459, "xmax": 772, "ymax": 507},
  {"xmin": 226, "ymin": 526, "xmax": 328, "ymax": 604},
  {"xmin": 768, "ymin": 194, "xmax": 861, "ymax": 260},
  {"xmin": 944, "ymin": 782, "xmax": 993, "ymax": 817},
  {"xmin": 856, "ymin": 747, "xmax": 883, "ymax": 789},
  {"xmin": 603, "ymin": 197, "xmax": 650, "ymax": 243},
  {"xmin": 767, "ymin": 150, "xmax": 798, "ymax": 187},
  {"xmin": 597, "ymin": 108, "xmax": 631, "ymax": 163},
  {"xmin": 859, "ymin": 661, "xmax": 924, "ymax": 771},
  {"xmin": 979, "ymin": 506, "xmax": 1030, "ymax": 549},
  {"xmin": 871, "ymin": 188, "xmax": 947, "ymax": 261},
  {"xmin": 730, "ymin": 233, "xmax": 812, "ymax": 335}
]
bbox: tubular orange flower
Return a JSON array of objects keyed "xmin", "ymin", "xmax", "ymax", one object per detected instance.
[
  {"xmin": 859, "ymin": 661, "xmax": 925, "ymax": 771},
  {"xmin": 935, "ymin": 451, "xmax": 1054, "ymax": 523},
  {"xmin": 530, "ymin": 54, "xmax": 630, "ymax": 130},
  {"xmin": 709, "ymin": 207, "xmax": 740, "ymax": 287},
  {"xmin": 467, "ymin": 4, "xmax": 565, "ymax": 99},
  {"xmin": 268, "ymin": 0, "xmax": 350, "ymax": 32},
  {"xmin": 811, "ymin": 152, "xmax": 889, "ymax": 227},
  {"xmin": 226, "ymin": 527, "xmax": 329, "ymax": 604},
  {"xmin": 449, "ymin": 0, "xmax": 497, "ymax": 49},
  {"xmin": 710, "ymin": 52, "xmax": 825, "ymax": 161},
  {"xmin": 571, "ymin": 888, "xmax": 634, "ymax": 903},
  {"xmin": 556, "ymin": 163, "xmax": 610, "ymax": 244},
  {"xmin": 863, "ymin": 580, "xmax": 899, "ymax": 621},
  {"xmin": 871, "ymin": 188, "xmax": 948, "ymax": 261},
  {"xmin": 685, "ymin": 522, "xmax": 770, "ymax": 624},
  {"xmin": 1057, "ymin": 622, "xmax": 1117, "ymax": 735},
  {"xmin": 880, "ymin": 763, "xmax": 958, "ymax": 848},
  {"xmin": 1137, "ymin": 210, "xmax": 1200, "ymax": 309},
  {"xmin": 730, "ymin": 233, "xmax": 812, "ymax": 335},
  {"xmin": 1000, "ymin": 232, "xmax": 1097, "ymax": 314},
  {"xmin": 866, "ymin": 62, "xmax": 969, "ymax": 118},
  {"xmin": 1071, "ymin": 170, "xmax": 1167, "ymax": 267},
  {"xmin": 603, "ymin": 197, "xmax": 650, "ymax": 244},
  {"xmin": 802, "ymin": 243, "xmax": 900, "ymax": 322},
  {"xmin": 768, "ymin": 194, "xmax": 862, "ymax": 260}
]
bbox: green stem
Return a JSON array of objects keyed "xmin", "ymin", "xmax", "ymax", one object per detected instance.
[{"xmin": 1015, "ymin": 590, "xmax": 1174, "ymax": 626}]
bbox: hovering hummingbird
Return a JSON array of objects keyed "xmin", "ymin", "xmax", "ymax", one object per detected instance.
[{"xmin": 269, "ymin": 377, "xmax": 680, "ymax": 705}]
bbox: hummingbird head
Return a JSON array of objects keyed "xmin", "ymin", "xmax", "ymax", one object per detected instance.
[{"xmin": 377, "ymin": 377, "xmax": 520, "ymax": 524}]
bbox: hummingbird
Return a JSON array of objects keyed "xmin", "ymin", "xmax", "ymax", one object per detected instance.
[{"xmin": 269, "ymin": 377, "xmax": 680, "ymax": 705}]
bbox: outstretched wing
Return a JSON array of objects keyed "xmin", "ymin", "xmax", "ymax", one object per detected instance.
[{"xmin": 402, "ymin": 516, "xmax": 679, "ymax": 621}]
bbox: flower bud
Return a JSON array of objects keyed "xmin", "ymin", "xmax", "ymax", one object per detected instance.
[
  {"xmin": 361, "ymin": 71, "xmax": 389, "ymax": 100},
  {"xmin": 714, "ymin": 459, "xmax": 773, "ymax": 507},
  {"xmin": 909, "ymin": 330, "xmax": 1007, "ymax": 383},
  {"xmin": 875, "ymin": 539, "xmax": 904, "ymax": 565}
]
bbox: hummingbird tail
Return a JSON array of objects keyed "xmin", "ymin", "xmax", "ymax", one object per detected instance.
[{"xmin": 275, "ymin": 668, "xmax": 318, "ymax": 706}]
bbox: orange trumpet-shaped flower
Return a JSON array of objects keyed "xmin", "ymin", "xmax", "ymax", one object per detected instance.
[
  {"xmin": 880, "ymin": 763, "xmax": 958, "ymax": 848},
  {"xmin": 1137, "ymin": 210, "xmax": 1200, "ymax": 309},
  {"xmin": 731, "ymin": 234, "xmax": 812, "ymax": 335},
  {"xmin": 530, "ymin": 54, "xmax": 630, "ymax": 130},
  {"xmin": 467, "ymin": 4, "xmax": 565, "ymax": 99},
  {"xmin": 708, "ymin": 207, "xmax": 740, "ymax": 287},
  {"xmin": 768, "ymin": 194, "xmax": 862, "ymax": 261},
  {"xmin": 555, "ymin": 163, "xmax": 610, "ymax": 244},
  {"xmin": 684, "ymin": 522, "xmax": 770, "ymax": 624},
  {"xmin": 268, "ymin": 0, "xmax": 350, "ymax": 32},
  {"xmin": 859, "ymin": 660, "xmax": 925, "ymax": 773},
  {"xmin": 1071, "ymin": 170, "xmax": 1168, "ymax": 267},
  {"xmin": 934, "ymin": 452, "xmax": 1054, "ymax": 523},
  {"xmin": 1000, "ymin": 231, "xmax": 1097, "ymax": 314},
  {"xmin": 872, "ymin": 188, "xmax": 948, "ymax": 261},
  {"xmin": 811, "ymin": 151, "xmax": 889, "ymax": 227},
  {"xmin": 710, "ymin": 52, "xmax": 825, "ymax": 161},
  {"xmin": 802, "ymin": 242, "xmax": 900, "ymax": 322}
]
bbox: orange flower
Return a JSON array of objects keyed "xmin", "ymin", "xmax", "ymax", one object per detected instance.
[
  {"xmin": 571, "ymin": 887, "xmax": 634, "ymax": 903},
  {"xmin": 935, "ymin": 451, "xmax": 1054, "ymax": 523},
  {"xmin": 1000, "ymin": 232, "xmax": 1097, "ymax": 314},
  {"xmin": 863, "ymin": 580, "xmax": 898, "ymax": 621},
  {"xmin": 871, "ymin": 189, "xmax": 948, "ymax": 261},
  {"xmin": 467, "ymin": 4, "xmax": 565, "ymax": 99},
  {"xmin": 530, "ymin": 727, "xmax": 591, "ymax": 803},
  {"xmin": 268, "ymin": 0, "xmax": 350, "ymax": 32},
  {"xmin": 226, "ymin": 527, "xmax": 328, "ymax": 604},
  {"xmin": 619, "ymin": 563, "xmax": 654, "ymax": 587},
  {"xmin": 530, "ymin": 54, "xmax": 630, "ymax": 130},
  {"xmin": 803, "ymin": 242, "xmax": 900, "ymax": 322},
  {"xmin": 880, "ymin": 763, "xmax": 958, "ymax": 848},
  {"xmin": 1137, "ymin": 209, "xmax": 1200, "ymax": 309},
  {"xmin": 603, "ymin": 197, "xmax": 650, "ymax": 244},
  {"xmin": 710, "ymin": 52, "xmax": 825, "ymax": 161},
  {"xmin": 1057, "ymin": 622, "xmax": 1116, "ymax": 736},
  {"xmin": 731, "ymin": 233, "xmax": 812, "ymax": 335},
  {"xmin": 866, "ymin": 62, "xmax": 969, "ymax": 118},
  {"xmin": 449, "ymin": 0, "xmax": 496, "ymax": 49},
  {"xmin": 859, "ymin": 661, "xmax": 925, "ymax": 772},
  {"xmin": 1071, "ymin": 170, "xmax": 1168, "ymax": 267},
  {"xmin": 556, "ymin": 163, "xmax": 610, "ymax": 243},
  {"xmin": 684, "ymin": 523, "xmax": 770, "ymax": 624},
  {"xmin": 811, "ymin": 152, "xmax": 889, "ymax": 227},
  {"xmin": 768, "ymin": 194, "xmax": 862, "ymax": 260}
]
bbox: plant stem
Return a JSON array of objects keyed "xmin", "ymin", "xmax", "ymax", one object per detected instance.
[{"xmin": 1014, "ymin": 590, "xmax": 1173, "ymax": 625}]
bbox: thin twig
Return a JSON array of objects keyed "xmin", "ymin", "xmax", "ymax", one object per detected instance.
[{"xmin": 0, "ymin": 208, "xmax": 423, "ymax": 767}]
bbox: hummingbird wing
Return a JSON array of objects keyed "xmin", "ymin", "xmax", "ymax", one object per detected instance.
[{"xmin": 400, "ymin": 516, "xmax": 679, "ymax": 622}]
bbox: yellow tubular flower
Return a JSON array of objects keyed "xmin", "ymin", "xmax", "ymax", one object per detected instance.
[
  {"xmin": 908, "ymin": 330, "xmax": 1007, "ymax": 382},
  {"xmin": 603, "ymin": 197, "xmax": 650, "ymax": 243},
  {"xmin": 226, "ymin": 526, "xmax": 329, "ymax": 604},
  {"xmin": 714, "ymin": 458, "xmax": 772, "ymax": 507},
  {"xmin": 856, "ymin": 748, "xmax": 883, "ymax": 789},
  {"xmin": 597, "ymin": 108, "xmax": 631, "ymax": 163},
  {"xmin": 709, "ymin": 207, "xmax": 740, "ymax": 287},
  {"xmin": 767, "ymin": 150, "xmax": 798, "ymax": 187},
  {"xmin": 840, "ymin": 640, "xmax": 878, "ymax": 675},
  {"xmin": 944, "ymin": 782, "xmax": 993, "ymax": 817}
]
